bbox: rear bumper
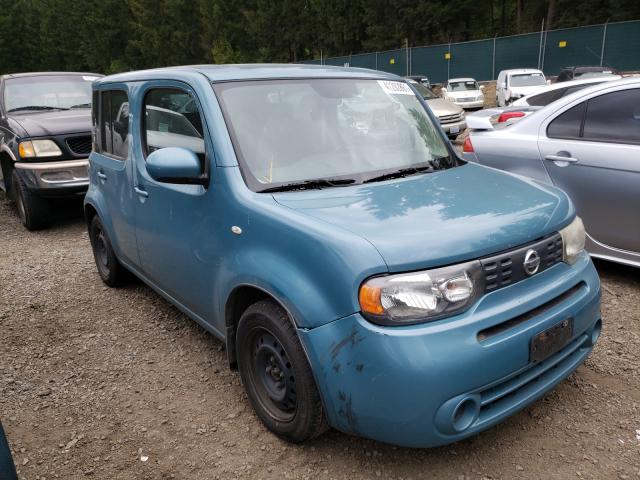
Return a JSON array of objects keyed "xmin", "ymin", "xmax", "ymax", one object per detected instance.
[
  {"xmin": 15, "ymin": 159, "xmax": 89, "ymax": 196},
  {"xmin": 299, "ymin": 252, "xmax": 601, "ymax": 447}
]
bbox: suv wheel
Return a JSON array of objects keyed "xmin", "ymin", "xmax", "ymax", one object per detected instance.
[
  {"xmin": 236, "ymin": 300, "xmax": 328, "ymax": 443},
  {"xmin": 11, "ymin": 170, "xmax": 50, "ymax": 230},
  {"xmin": 89, "ymin": 215, "xmax": 127, "ymax": 287}
]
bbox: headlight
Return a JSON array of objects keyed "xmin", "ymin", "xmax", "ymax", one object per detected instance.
[
  {"xmin": 18, "ymin": 140, "xmax": 62, "ymax": 158},
  {"xmin": 560, "ymin": 216, "xmax": 586, "ymax": 265},
  {"xmin": 359, "ymin": 261, "xmax": 485, "ymax": 325}
]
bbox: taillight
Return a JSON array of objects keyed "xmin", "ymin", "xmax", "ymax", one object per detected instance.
[
  {"xmin": 497, "ymin": 111, "xmax": 525, "ymax": 123},
  {"xmin": 462, "ymin": 136, "xmax": 474, "ymax": 153}
]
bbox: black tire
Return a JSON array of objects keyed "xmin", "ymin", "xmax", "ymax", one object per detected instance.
[
  {"xmin": 88, "ymin": 215, "xmax": 127, "ymax": 287},
  {"xmin": 0, "ymin": 422, "xmax": 18, "ymax": 480},
  {"xmin": 11, "ymin": 170, "xmax": 50, "ymax": 230},
  {"xmin": 236, "ymin": 300, "xmax": 328, "ymax": 443}
]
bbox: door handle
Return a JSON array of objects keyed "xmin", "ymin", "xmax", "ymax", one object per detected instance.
[
  {"xmin": 97, "ymin": 172, "xmax": 107, "ymax": 180},
  {"xmin": 134, "ymin": 186, "xmax": 149, "ymax": 198},
  {"xmin": 544, "ymin": 152, "xmax": 578, "ymax": 164}
]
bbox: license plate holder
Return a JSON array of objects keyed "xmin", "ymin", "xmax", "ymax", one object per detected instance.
[
  {"xmin": 449, "ymin": 125, "xmax": 460, "ymax": 134},
  {"xmin": 530, "ymin": 318, "xmax": 573, "ymax": 363}
]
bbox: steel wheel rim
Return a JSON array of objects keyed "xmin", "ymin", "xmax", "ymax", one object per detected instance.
[
  {"xmin": 93, "ymin": 226, "xmax": 110, "ymax": 274},
  {"xmin": 249, "ymin": 328, "xmax": 297, "ymax": 422}
]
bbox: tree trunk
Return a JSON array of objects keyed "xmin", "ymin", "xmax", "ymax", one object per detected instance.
[
  {"xmin": 546, "ymin": 0, "xmax": 556, "ymax": 30},
  {"xmin": 516, "ymin": 0, "xmax": 522, "ymax": 33}
]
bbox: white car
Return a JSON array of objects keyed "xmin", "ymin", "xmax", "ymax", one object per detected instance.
[
  {"xmin": 511, "ymin": 75, "xmax": 622, "ymax": 106},
  {"xmin": 496, "ymin": 68, "xmax": 548, "ymax": 106},
  {"xmin": 441, "ymin": 78, "xmax": 484, "ymax": 109}
]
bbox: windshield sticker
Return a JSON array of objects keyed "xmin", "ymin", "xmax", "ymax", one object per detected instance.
[
  {"xmin": 82, "ymin": 76, "xmax": 100, "ymax": 81},
  {"xmin": 378, "ymin": 80, "xmax": 414, "ymax": 95}
]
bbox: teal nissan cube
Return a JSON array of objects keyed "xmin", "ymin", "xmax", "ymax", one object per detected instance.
[{"xmin": 85, "ymin": 65, "xmax": 602, "ymax": 448}]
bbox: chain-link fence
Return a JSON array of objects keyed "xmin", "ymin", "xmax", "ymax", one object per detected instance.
[{"xmin": 303, "ymin": 20, "xmax": 640, "ymax": 83}]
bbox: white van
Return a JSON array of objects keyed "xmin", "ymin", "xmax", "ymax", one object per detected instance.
[{"xmin": 495, "ymin": 69, "xmax": 548, "ymax": 106}]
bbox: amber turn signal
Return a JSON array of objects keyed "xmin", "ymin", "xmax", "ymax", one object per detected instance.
[{"xmin": 358, "ymin": 283, "xmax": 384, "ymax": 315}]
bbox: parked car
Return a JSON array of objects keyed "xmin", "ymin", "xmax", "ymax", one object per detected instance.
[
  {"xmin": 86, "ymin": 65, "xmax": 601, "ymax": 448},
  {"xmin": 441, "ymin": 77, "xmax": 485, "ymax": 109},
  {"xmin": 496, "ymin": 68, "xmax": 548, "ymax": 106},
  {"xmin": 511, "ymin": 75, "xmax": 622, "ymax": 106},
  {"xmin": 406, "ymin": 75, "xmax": 431, "ymax": 89},
  {"xmin": 463, "ymin": 77, "xmax": 640, "ymax": 268},
  {"xmin": 407, "ymin": 79, "xmax": 467, "ymax": 138},
  {"xmin": 555, "ymin": 66, "xmax": 620, "ymax": 83},
  {"xmin": 0, "ymin": 421, "xmax": 17, "ymax": 480},
  {"xmin": 0, "ymin": 72, "xmax": 102, "ymax": 229}
]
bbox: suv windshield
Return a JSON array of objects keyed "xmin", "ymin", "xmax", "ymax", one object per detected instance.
[
  {"xmin": 214, "ymin": 79, "xmax": 454, "ymax": 191},
  {"xmin": 5, "ymin": 75, "xmax": 99, "ymax": 112},
  {"xmin": 448, "ymin": 80, "xmax": 479, "ymax": 91},
  {"xmin": 509, "ymin": 73, "xmax": 546, "ymax": 87}
]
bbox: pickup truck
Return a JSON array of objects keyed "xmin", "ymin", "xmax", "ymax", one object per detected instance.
[{"xmin": 0, "ymin": 72, "xmax": 102, "ymax": 230}]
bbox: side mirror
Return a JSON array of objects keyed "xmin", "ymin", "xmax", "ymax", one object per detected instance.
[
  {"xmin": 501, "ymin": 82, "xmax": 507, "ymax": 89},
  {"xmin": 480, "ymin": 85, "xmax": 485, "ymax": 91},
  {"xmin": 146, "ymin": 147, "xmax": 205, "ymax": 185},
  {"xmin": 441, "ymin": 87, "xmax": 448, "ymax": 93}
]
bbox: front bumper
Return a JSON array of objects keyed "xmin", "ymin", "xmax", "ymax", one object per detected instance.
[
  {"xmin": 453, "ymin": 99, "xmax": 484, "ymax": 109},
  {"xmin": 299, "ymin": 252, "xmax": 601, "ymax": 447},
  {"xmin": 440, "ymin": 119, "xmax": 467, "ymax": 137},
  {"xmin": 15, "ymin": 159, "xmax": 89, "ymax": 196}
]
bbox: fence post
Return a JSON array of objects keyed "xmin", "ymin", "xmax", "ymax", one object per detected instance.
[
  {"xmin": 600, "ymin": 21, "xmax": 608, "ymax": 66},
  {"xmin": 492, "ymin": 34, "xmax": 497, "ymax": 79},
  {"xmin": 375, "ymin": 52, "xmax": 378, "ymax": 70},
  {"xmin": 537, "ymin": 18, "xmax": 545, "ymax": 70},
  {"xmin": 447, "ymin": 41, "xmax": 451, "ymax": 81}
]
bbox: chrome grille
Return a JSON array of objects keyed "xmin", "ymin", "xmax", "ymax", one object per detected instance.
[
  {"xmin": 438, "ymin": 112, "xmax": 465, "ymax": 124},
  {"xmin": 482, "ymin": 233, "xmax": 563, "ymax": 293}
]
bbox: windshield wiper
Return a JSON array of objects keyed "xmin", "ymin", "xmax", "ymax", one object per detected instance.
[
  {"xmin": 8, "ymin": 105, "xmax": 69, "ymax": 112},
  {"xmin": 258, "ymin": 178, "xmax": 356, "ymax": 193},
  {"xmin": 69, "ymin": 103, "xmax": 91, "ymax": 109},
  {"xmin": 363, "ymin": 165, "xmax": 434, "ymax": 183}
]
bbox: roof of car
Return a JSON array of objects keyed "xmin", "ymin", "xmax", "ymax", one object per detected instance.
[
  {"xmin": 448, "ymin": 77, "xmax": 476, "ymax": 83},
  {"xmin": 562, "ymin": 66, "xmax": 616, "ymax": 72},
  {"xmin": 97, "ymin": 64, "xmax": 398, "ymax": 84},
  {"xmin": 500, "ymin": 68, "xmax": 544, "ymax": 75},
  {"xmin": 1, "ymin": 71, "xmax": 103, "ymax": 79}
]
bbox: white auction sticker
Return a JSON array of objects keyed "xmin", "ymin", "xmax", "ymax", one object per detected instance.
[
  {"xmin": 377, "ymin": 80, "xmax": 414, "ymax": 95},
  {"xmin": 83, "ymin": 76, "xmax": 100, "ymax": 81}
]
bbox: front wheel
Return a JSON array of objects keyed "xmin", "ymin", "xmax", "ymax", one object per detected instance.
[
  {"xmin": 11, "ymin": 170, "xmax": 50, "ymax": 230},
  {"xmin": 236, "ymin": 300, "xmax": 328, "ymax": 443}
]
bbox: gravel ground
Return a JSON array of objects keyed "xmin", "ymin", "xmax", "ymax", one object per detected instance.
[{"xmin": 1, "ymin": 190, "xmax": 639, "ymax": 480}]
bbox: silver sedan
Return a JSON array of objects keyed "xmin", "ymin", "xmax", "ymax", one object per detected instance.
[{"xmin": 463, "ymin": 77, "xmax": 640, "ymax": 268}]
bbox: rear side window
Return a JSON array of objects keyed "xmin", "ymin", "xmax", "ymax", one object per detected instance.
[
  {"xmin": 143, "ymin": 88, "xmax": 205, "ymax": 163},
  {"xmin": 547, "ymin": 102, "xmax": 586, "ymax": 139},
  {"xmin": 582, "ymin": 89, "xmax": 640, "ymax": 145},
  {"xmin": 99, "ymin": 90, "xmax": 129, "ymax": 159}
]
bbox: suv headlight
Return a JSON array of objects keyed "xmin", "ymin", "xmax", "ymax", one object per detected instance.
[
  {"xmin": 359, "ymin": 260, "xmax": 485, "ymax": 325},
  {"xmin": 18, "ymin": 139, "xmax": 62, "ymax": 158},
  {"xmin": 560, "ymin": 216, "xmax": 586, "ymax": 265}
]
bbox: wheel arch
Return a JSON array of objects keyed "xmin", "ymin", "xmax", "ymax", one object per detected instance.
[{"xmin": 0, "ymin": 150, "xmax": 14, "ymax": 194}]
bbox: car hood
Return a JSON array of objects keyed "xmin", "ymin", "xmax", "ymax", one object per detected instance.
[
  {"xmin": 425, "ymin": 98, "xmax": 463, "ymax": 116},
  {"xmin": 272, "ymin": 163, "xmax": 573, "ymax": 272},
  {"xmin": 10, "ymin": 109, "xmax": 92, "ymax": 137}
]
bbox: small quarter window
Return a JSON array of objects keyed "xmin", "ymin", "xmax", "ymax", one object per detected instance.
[{"xmin": 547, "ymin": 102, "xmax": 586, "ymax": 140}]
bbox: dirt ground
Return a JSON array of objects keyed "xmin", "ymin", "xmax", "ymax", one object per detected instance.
[{"xmin": 0, "ymin": 191, "xmax": 639, "ymax": 480}]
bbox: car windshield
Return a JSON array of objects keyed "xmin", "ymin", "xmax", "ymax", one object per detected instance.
[
  {"xmin": 4, "ymin": 75, "xmax": 98, "ymax": 112},
  {"xmin": 213, "ymin": 79, "xmax": 454, "ymax": 191},
  {"xmin": 448, "ymin": 80, "xmax": 479, "ymax": 91},
  {"xmin": 509, "ymin": 73, "xmax": 546, "ymax": 87},
  {"xmin": 575, "ymin": 71, "xmax": 615, "ymax": 79}
]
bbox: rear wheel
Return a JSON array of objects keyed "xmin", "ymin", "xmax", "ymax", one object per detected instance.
[
  {"xmin": 236, "ymin": 300, "xmax": 328, "ymax": 443},
  {"xmin": 89, "ymin": 215, "xmax": 127, "ymax": 287},
  {"xmin": 11, "ymin": 170, "xmax": 50, "ymax": 230}
]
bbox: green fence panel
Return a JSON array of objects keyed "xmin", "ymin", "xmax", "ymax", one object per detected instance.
[
  {"xmin": 376, "ymin": 49, "xmax": 407, "ymax": 76},
  {"xmin": 411, "ymin": 44, "xmax": 449, "ymax": 84},
  {"xmin": 324, "ymin": 55, "xmax": 351, "ymax": 67},
  {"xmin": 301, "ymin": 59, "xmax": 322, "ymax": 65},
  {"xmin": 350, "ymin": 53, "xmax": 378, "ymax": 70},
  {"xmin": 543, "ymin": 25, "xmax": 605, "ymax": 75},
  {"xmin": 449, "ymin": 39, "xmax": 493, "ymax": 81},
  {"xmin": 603, "ymin": 20, "xmax": 640, "ymax": 72},
  {"xmin": 494, "ymin": 33, "xmax": 541, "ymax": 76}
]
